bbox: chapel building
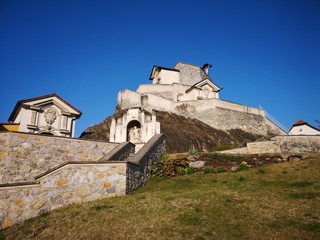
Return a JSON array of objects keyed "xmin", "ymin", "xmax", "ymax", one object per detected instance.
[
  {"xmin": 1, "ymin": 93, "xmax": 81, "ymax": 137},
  {"xmin": 110, "ymin": 62, "xmax": 287, "ymax": 148}
]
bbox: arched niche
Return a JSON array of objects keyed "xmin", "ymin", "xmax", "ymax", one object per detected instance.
[{"xmin": 127, "ymin": 120, "xmax": 141, "ymax": 143}]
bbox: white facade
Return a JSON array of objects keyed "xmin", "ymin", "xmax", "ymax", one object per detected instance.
[
  {"xmin": 289, "ymin": 120, "xmax": 320, "ymax": 135},
  {"xmin": 110, "ymin": 108, "xmax": 160, "ymax": 144},
  {"xmin": 8, "ymin": 94, "xmax": 81, "ymax": 137},
  {"xmin": 110, "ymin": 62, "xmax": 286, "ymax": 144}
]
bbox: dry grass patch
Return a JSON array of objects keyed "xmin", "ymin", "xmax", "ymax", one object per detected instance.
[{"xmin": 1, "ymin": 157, "xmax": 320, "ymax": 240}]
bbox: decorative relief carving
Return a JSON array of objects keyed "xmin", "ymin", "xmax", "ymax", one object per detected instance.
[{"xmin": 44, "ymin": 108, "xmax": 57, "ymax": 125}]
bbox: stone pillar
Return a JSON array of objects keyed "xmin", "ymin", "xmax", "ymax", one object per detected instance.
[
  {"xmin": 30, "ymin": 110, "xmax": 37, "ymax": 125},
  {"xmin": 141, "ymin": 111, "xmax": 145, "ymax": 143},
  {"xmin": 152, "ymin": 111, "xmax": 156, "ymax": 135},
  {"xmin": 61, "ymin": 115, "xmax": 67, "ymax": 130},
  {"xmin": 122, "ymin": 114, "xmax": 127, "ymax": 142},
  {"xmin": 110, "ymin": 118, "xmax": 116, "ymax": 142}
]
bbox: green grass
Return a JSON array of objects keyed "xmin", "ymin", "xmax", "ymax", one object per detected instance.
[{"xmin": 1, "ymin": 157, "xmax": 320, "ymax": 240}]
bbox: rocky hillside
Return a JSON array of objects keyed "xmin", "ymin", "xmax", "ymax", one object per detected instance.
[{"xmin": 80, "ymin": 110, "xmax": 262, "ymax": 153}]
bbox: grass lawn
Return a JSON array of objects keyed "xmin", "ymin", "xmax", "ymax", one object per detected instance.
[{"xmin": 1, "ymin": 156, "xmax": 320, "ymax": 240}]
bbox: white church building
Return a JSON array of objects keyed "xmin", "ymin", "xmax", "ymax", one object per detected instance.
[
  {"xmin": 5, "ymin": 93, "xmax": 82, "ymax": 137},
  {"xmin": 110, "ymin": 62, "xmax": 286, "ymax": 146}
]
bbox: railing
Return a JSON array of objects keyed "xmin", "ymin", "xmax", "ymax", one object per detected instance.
[{"xmin": 265, "ymin": 111, "xmax": 288, "ymax": 133}]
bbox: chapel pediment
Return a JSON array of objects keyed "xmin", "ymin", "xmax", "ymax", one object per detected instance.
[
  {"xmin": 8, "ymin": 93, "xmax": 81, "ymax": 137},
  {"xmin": 186, "ymin": 78, "xmax": 221, "ymax": 93}
]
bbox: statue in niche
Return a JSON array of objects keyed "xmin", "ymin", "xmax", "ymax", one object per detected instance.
[{"xmin": 129, "ymin": 126, "xmax": 141, "ymax": 143}]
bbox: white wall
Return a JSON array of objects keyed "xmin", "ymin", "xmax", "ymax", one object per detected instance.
[
  {"xmin": 13, "ymin": 101, "xmax": 78, "ymax": 137},
  {"xmin": 152, "ymin": 69, "xmax": 180, "ymax": 85},
  {"xmin": 289, "ymin": 125, "xmax": 320, "ymax": 135}
]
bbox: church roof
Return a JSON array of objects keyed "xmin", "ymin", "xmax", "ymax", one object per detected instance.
[
  {"xmin": 293, "ymin": 120, "xmax": 307, "ymax": 126},
  {"xmin": 173, "ymin": 62, "xmax": 214, "ymax": 85}
]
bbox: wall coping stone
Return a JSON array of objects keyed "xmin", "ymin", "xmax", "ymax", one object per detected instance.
[
  {"xmin": 100, "ymin": 141, "xmax": 135, "ymax": 161},
  {"xmin": 35, "ymin": 161, "xmax": 126, "ymax": 180},
  {"xmin": 0, "ymin": 131, "xmax": 118, "ymax": 144},
  {"xmin": 128, "ymin": 134, "xmax": 165, "ymax": 166},
  {"xmin": 0, "ymin": 182, "xmax": 39, "ymax": 188}
]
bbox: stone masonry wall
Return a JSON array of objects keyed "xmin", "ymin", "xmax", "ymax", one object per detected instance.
[
  {"xmin": 127, "ymin": 134, "xmax": 166, "ymax": 193},
  {"xmin": 118, "ymin": 89, "xmax": 285, "ymax": 136},
  {"xmin": 274, "ymin": 135, "xmax": 320, "ymax": 153},
  {"xmin": 0, "ymin": 132, "xmax": 119, "ymax": 184},
  {"xmin": 0, "ymin": 162, "xmax": 126, "ymax": 229},
  {"xmin": 0, "ymin": 132, "xmax": 165, "ymax": 229},
  {"xmin": 220, "ymin": 136, "xmax": 320, "ymax": 154},
  {"xmin": 193, "ymin": 107, "xmax": 267, "ymax": 136}
]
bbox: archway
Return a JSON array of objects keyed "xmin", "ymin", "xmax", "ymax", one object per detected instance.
[{"xmin": 127, "ymin": 120, "xmax": 141, "ymax": 143}]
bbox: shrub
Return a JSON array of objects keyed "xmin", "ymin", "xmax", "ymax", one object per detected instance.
[
  {"xmin": 152, "ymin": 158, "xmax": 190, "ymax": 177},
  {"xmin": 237, "ymin": 165, "xmax": 249, "ymax": 171},
  {"xmin": 179, "ymin": 167, "xmax": 196, "ymax": 176},
  {"xmin": 216, "ymin": 167, "xmax": 227, "ymax": 173},
  {"xmin": 203, "ymin": 166, "xmax": 214, "ymax": 174},
  {"xmin": 188, "ymin": 145, "xmax": 199, "ymax": 156}
]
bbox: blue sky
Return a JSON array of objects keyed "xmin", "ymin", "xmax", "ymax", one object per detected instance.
[{"xmin": 1, "ymin": 0, "xmax": 319, "ymax": 137}]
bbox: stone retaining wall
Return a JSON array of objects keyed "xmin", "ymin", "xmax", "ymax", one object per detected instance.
[
  {"xmin": 220, "ymin": 135, "xmax": 320, "ymax": 154},
  {"xmin": 0, "ymin": 162, "xmax": 126, "ymax": 229},
  {"xmin": 127, "ymin": 134, "xmax": 166, "ymax": 192},
  {"xmin": 274, "ymin": 135, "xmax": 320, "ymax": 153},
  {"xmin": 0, "ymin": 132, "xmax": 118, "ymax": 184},
  {"xmin": 118, "ymin": 89, "xmax": 285, "ymax": 136},
  {"xmin": 0, "ymin": 132, "xmax": 166, "ymax": 229}
]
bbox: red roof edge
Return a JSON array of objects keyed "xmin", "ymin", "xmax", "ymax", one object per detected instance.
[{"xmin": 293, "ymin": 120, "xmax": 306, "ymax": 126}]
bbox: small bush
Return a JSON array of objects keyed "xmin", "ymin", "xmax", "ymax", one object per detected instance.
[
  {"xmin": 152, "ymin": 159, "xmax": 191, "ymax": 177},
  {"xmin": 203, "ymin": 166, "xmax": 214, "ymax": 174},
  {"xmin": 188, "ymin": 146, "xmax": 199, "ymax": 156},
  {"xmin": 216, "ymin": 167, "xmax": 227, "ymax": 173},
  {"xmin": 237, "ymin": 165, "xmax": 249, "ymax": 171},
  {"xmin": 179, "ymin": 167, "xmax": 196, "ymax": 176}
]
